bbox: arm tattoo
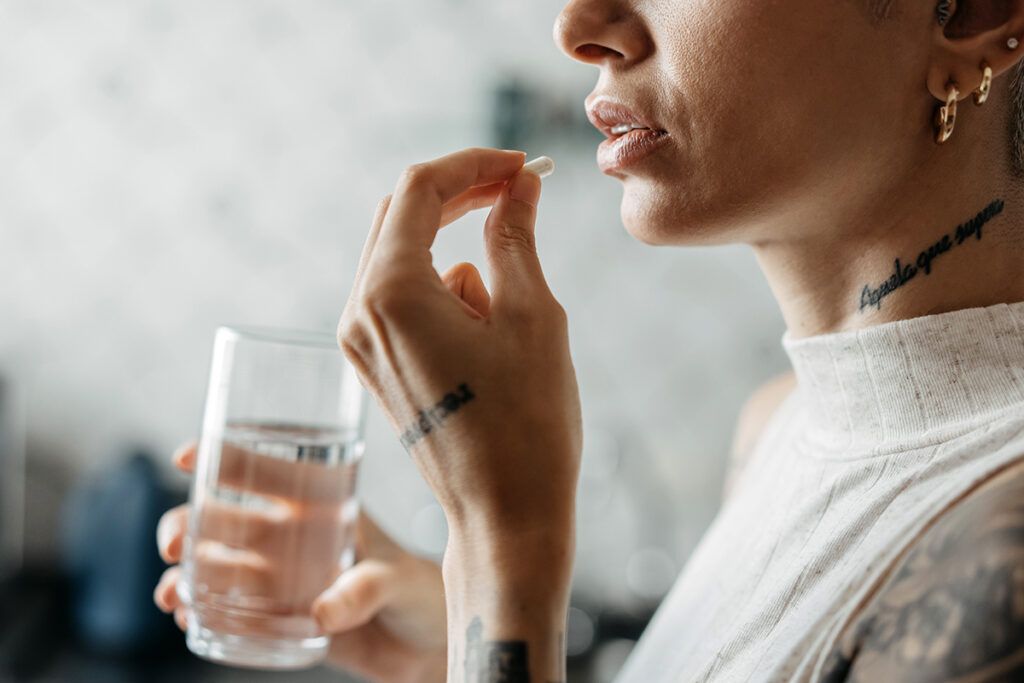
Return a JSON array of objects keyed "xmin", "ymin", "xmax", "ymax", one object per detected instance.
[
  {"xmin": 464, "ymin": 616, "xmax": 531, "ymax": 682},
  {"xmin": 398, "ymin": 382, "xmax": 475, "ymax": 449},
  {"xmin": 821, "ymin": 464, "xmax": 1024, "ymax": 682},
  {"xmin": 857, "ymin": 198, "xmax": 1004, "ymax": 313}
]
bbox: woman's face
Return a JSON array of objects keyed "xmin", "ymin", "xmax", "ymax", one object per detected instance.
[{"xmin": 554, "ymin": 0, "xmax": 938, "ymax": 247}]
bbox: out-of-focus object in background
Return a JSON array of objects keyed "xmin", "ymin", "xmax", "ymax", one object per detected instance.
[
  {"xmin": 60, "ymin": 451, "xmax": 179, "ymax": 655},
  {"xmin": 489, "ymin": 74, "xmax": 599, "ymax": 151},
  {"xmin": 0, "ymin": 376, "xmax": 25, "ymax": 579}
]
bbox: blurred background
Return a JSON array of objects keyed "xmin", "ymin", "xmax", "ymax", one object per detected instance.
[{"xmin": 0, "ymin": 0, "xmax": 789, "ymax": 681}]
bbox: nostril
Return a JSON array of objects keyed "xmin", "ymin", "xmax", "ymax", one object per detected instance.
[{"xmin": 576, "ymin": 43, "xmax": 624, "ymax": 61}]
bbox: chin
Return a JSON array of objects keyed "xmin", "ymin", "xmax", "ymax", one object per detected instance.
[{"xmin": 619, "ymin": 179, "xmax": 721, "ymax": 247}]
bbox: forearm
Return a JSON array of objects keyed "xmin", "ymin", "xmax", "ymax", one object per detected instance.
[{"xmin": 442, "ymin": 517, "xmax": 574, "ymax": 683}]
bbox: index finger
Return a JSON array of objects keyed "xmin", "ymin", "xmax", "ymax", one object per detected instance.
[{"xmin": 378, "ymin": 148, "xmax": 526, "ymax": 255}]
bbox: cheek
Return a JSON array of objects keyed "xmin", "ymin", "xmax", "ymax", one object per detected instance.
[{"xmin": 633, "ymin": 0, "xmax": 902, "ymax": 242}]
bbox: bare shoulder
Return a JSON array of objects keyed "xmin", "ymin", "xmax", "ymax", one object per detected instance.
[
  {"xmin": 722, "ymin": 370, "xmax": 797, "ymax": 498},
  {"xmin": 822, "ymin": 457, "xmax": 1024, "ymax": 682},
  {"xmin": 729, "ymin": 369, "xmax": 797, "ymax": 462}
]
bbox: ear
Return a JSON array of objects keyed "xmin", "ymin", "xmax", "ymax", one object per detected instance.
[{"xmin": 926, "ymin": 0, "xmax": 1024, "ymax": 100}]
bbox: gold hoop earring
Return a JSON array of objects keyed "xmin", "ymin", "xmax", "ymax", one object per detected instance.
[
  {"xmin": 935, "ymin": 81, "xmax": 959, "ymax": 143},
  {"xmin": 973, "ymin": 61, "xmax": 992, "ymax": 105}
]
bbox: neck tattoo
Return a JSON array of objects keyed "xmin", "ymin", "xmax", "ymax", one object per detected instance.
[{"xmin": 857, "ymin": 198, "xmax": 1005, "ymax": 313}]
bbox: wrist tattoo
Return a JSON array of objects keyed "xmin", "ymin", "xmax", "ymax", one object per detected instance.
[
  {"xmin": 857, "ymin": 198, "xmax": 1004, "ymax": 313},
  {"xmin": 398, "ymin": 382, "xmax": 476, "ymax": 449},
  {"xmin": 465, "ymin": 616, "xmax": 531, "ymax": 683}
]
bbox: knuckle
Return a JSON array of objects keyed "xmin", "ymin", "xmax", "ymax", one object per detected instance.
[
  {"xmin": 398, "ymin": 163, "xmax": 431, "ymax": 189},
  {"xmin": 548, "ymin": 300, "xmax": 569, "ymax": 327},
  {"xmin": 347, "ymin": 574, "xmax": 382, "ymax": 611},
  {"xmin": 491, "ymin": 219, "xmax": 536, "ymax": 253},
  {"xmin": 336, "ymin": 312, "xmax": 373, "ymax": 359}
]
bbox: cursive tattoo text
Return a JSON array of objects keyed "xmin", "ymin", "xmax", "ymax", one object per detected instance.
[{"xmin": 857, "ymin": 198, "xmax": 1005, "ymax": 313}]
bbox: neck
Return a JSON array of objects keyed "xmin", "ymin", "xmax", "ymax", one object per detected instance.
[{"xmin": 750, "ymin": 95, "xmax": 1024, "ymax": 339}]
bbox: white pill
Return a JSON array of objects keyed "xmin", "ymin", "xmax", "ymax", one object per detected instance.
[{"xmin": 521, "ymin": 156, "xmax": 555, "ymax": 178}]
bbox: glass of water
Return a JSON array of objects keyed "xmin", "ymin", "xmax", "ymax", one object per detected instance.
[{"xmin": 178, "ymin": 325, "xmax": 367, "ymax": 669}]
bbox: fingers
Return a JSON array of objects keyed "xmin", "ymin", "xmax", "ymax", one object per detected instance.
[
  {"xmin": 154, "ymin": 566, "xmax": 181, "ymax": 612},
  {"xmin": 172, "ymin": 442, "xmax": 197, "ymax": 472},
  {"xmin": 439, "ymin": 182, "xmax": 506, "ymax": 227},
  {"xmin": 157, "ymin": 504, "xmax": 189, "ymax": 563},
  {"xmin": 349, "ymin": 194, "xmax": 394, "ymax": 307},
  {"xmin": 312, "ymin": 559, "xmax": 396, "ymax": 633},
  {"xmin": 483, "ymin": 168, "xmax": 552, "ymax": 308},
  {"xmin": 379, "ymin": 148, "xmax": 526, "ymax": 255},
  {"xmin": 345, "ymin": 182, "xmax": 504, "ymax": 321},
  {"xmin": 171, "ymin": 439, "xmax": 354, "ymax": 502},
  {"xmin": 206, "ymin": 442, "xmax": 357, "ymax": 502},
  {"xmin": 191, "ymin": 540, "xmax": 275, "ymax": 597},
  {"xmin": 441, "ymin": 262, "xmax": 491, "ymax": 318},
  {"xmin": 174, "ymin": 607, "xmax": 189, "ymax": 632}
]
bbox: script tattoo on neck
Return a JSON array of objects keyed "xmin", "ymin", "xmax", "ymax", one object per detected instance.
[
  {"xmin": 398, "ymin": 382, "xmax": 475, "ymax": 449},
  {"xmin": 464, "ymin": 616, "xmax": 531, "ymax": 683},
  {"xmin": 857, "ymin": 198, "xmax": 1005, "ymax": 313}
]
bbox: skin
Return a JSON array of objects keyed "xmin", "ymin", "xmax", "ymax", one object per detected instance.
[
  {"xmin": 154, "ymin": 0, "xmax": 1024, "ymax": 680},
  {"xmin": 554, "ymin": 0, "xmax": 1024, "ymax": 337}
]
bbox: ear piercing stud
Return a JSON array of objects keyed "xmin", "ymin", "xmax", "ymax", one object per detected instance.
[{"xmin": 1009, "ymin": 36, "xmax": 1020, "ymax": 49}]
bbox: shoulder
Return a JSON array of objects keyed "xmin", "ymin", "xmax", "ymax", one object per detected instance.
[
  {"xmin": 722, "ymin": 370, "xmax": 797, "ymax": 498},
  {"xmin": 826, "ymin": 458, "xmax": 1024, "ymax": 682},
  {"xmin": 731, "ymin": 369, "xmax": 798, "ymax": 458}
]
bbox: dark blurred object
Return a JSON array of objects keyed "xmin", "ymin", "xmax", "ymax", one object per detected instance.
[
  {"xmin": 0, "ymin": 376, "xmax": 25, "ymax": 579},
  {"xmin": 489, "ymin": 74, "xmax": 600, "ymax": 151},
  {"xmin": 0, "ymin": 569, "xmax": 71, "ymax": 681},
  {"xmin": 60, "ymin": 452, "xmax": 181, "ymax": 655}
]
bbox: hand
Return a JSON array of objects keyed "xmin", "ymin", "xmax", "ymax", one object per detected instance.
[
  {"xmin": 153, "ymin": 442, "xmax": 448, "ymax": 683},
  {"xmin": 337, "ymin": 147, "xmax": 583, "ymax": 543}
]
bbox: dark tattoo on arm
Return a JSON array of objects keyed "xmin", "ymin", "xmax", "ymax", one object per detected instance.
[
  {"xmin": 464, "ymin": 616, "xmax": 531, "ymax": 683},
  {"xmin": 857, "ymin": 198, "xmax": 1005, "ymax": 313},
  {"xmin": 398, "ymin": 382, "xmax": 476, "ymax": 449},
  {"xmin": 820, "ymin": 463, "xmax": 1024, "ymax": 682}
]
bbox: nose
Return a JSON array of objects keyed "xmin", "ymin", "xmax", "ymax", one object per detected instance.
[{"xmin": 553, "ymin": 0, "xmax": 650, "ymax": 67}]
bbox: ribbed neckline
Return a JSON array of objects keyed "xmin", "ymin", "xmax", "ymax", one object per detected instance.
[{"xmin": 781, "ymin": 301, "xmax": 1024, "ymax": 454}]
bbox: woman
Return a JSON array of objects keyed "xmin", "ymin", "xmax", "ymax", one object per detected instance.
[{"xmin": 153, "ymin": 0, "xmax": 1024, "ymax": 680}]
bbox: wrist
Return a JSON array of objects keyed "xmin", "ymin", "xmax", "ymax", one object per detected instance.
[{"xmin": 443, "ymin": 514, "xmax": 575, "ymax": 603}]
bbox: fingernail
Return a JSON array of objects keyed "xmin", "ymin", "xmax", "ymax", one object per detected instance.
[
  {"xmin": 508, "ymin": 172, "xmax": 541, "ymax": 207},
  {"xmin": 312, "ymin": 598, "xmax": 336, "ymax": 631},
  {"xmin": 172, "ymin": 445, "xmax": 194, "ymax": 469}
]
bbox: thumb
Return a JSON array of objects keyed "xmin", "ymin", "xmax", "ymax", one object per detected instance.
[
  {"xmin": 311, "ymin": 559, "xmax": 396, "ymax": 633},
  {"xmin": 483, "ymin": 170, "xmax": 551, "ymax": 305}
]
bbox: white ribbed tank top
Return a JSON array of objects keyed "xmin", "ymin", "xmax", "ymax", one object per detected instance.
[{"xmin": 616, "ymin": 300, "xmax": 1024, "ymax": 682}]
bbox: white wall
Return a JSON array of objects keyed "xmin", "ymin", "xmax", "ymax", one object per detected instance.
[{"xmin": 0, "ymin": 0, "xmax": 789, "ymax": 606}]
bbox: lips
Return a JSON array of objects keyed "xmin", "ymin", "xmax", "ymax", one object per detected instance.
[{"xmin": 586, "ymin": 98, "xmax": 669, "ymax": 174}]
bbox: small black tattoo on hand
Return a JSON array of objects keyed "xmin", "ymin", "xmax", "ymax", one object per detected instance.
[
  {"xmin": 857, "ymin": 198, "xmax": 1004, "ymax": 313},
  {"xmin": 398, "ymin": 382, "xmax": 476, "ymax": 449}
]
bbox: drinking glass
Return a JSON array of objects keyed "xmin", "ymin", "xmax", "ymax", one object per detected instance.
[{"xmin": 178, "ymin": 325, "xmax": 367, "ymax": 669}]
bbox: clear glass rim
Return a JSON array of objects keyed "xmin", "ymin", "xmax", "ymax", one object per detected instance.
[{"xmin": 216, "ymin": 325, "xmax": 339, "ymax": 350}]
